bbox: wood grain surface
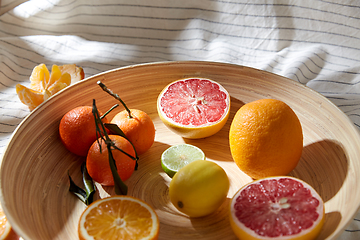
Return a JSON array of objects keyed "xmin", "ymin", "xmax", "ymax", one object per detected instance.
[{"xmin": 1, "ymin": 61, "xmax": 359, "ymax": 240}]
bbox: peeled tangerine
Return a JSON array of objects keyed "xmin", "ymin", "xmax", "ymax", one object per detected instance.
[{"xmin": 16, "ymin": 64, "xmax": 84, "ymax": 111}]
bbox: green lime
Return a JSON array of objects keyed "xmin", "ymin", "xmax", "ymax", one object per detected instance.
[{"xmin": 161, "ymin": 144, "xmax": 206, "ymax": 178}]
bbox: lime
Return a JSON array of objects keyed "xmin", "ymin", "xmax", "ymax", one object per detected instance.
[{"xmin": 161, "ymin": 144, "xmax": 205, "ymax": 178}]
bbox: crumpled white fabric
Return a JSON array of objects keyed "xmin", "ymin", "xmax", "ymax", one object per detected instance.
[{"xmin": 0, "ymin": 0, "xmax": 360, "ymax": 239}]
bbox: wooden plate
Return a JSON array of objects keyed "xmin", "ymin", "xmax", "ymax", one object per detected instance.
[{"xmin": 1, "ymin": 61, "xmax": 360, "ymax": 239}]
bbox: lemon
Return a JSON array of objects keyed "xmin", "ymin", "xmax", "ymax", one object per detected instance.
[
  {"xmin": 161, "ymin": 144, "xmax": 206, "ymax": 178},
  {"xmin": 169, "ymin": 160, "xmax": 229, "ymax": 217}
]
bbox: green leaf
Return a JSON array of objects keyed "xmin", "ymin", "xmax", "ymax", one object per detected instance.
[
  {"xmin": 68, "ymin": 165, "xmax": 96, "ymax": 205},
  {"xmin": 81, "ymin": 163, "xmax": 95, "ymax": 205},
  {"xmin": 92, "ymin": 99, "xmax": 129, "ymax": 195},
  {"xmin": 68, "ymin": 172, "xmax": 87, "ymax": 204},
  {"xmin": 104, "ymin": 123, "xmax": 139, "ymax": 167},
  {"xmin": 107, "ymin": 144, "xmax": 128, "ymax": 195}
]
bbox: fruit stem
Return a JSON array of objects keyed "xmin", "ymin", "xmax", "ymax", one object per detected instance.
[
  {"xmin": 92, "ymin": 99, "xmax": 128, "ymax": 195},
  {"xmin": 97, "ymin": 81, "xmax": 133, "ymax": 118},
  {"xmin": 101, "ymin": 104, "xmax": 119, "ymax": 119}
]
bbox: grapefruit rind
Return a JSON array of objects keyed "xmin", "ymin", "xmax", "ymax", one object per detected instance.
[
  {"xmin": 229, "ymin": 176, "xmax": 325, "ymax": 240},
  {"xmin": 157, "ymin": 78, "xmax": 230, "ymax": 139}
]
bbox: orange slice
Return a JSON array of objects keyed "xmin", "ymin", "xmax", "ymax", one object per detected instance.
[
  {"xmin": 229, "ymin": 176, "xmax": 325, "ymax": 240},
  {"xmin": 157, "ymin": 78, "xmax": 230, "ymax": 139},
  {"xmin": 16, "ymin": 63, "xmax": 84, "ymax": 111},
  {"xmin": 78, "ymin": 196, "xmax": 160, "ymax": 240},
  {"xmin": 0, "ymin": 206, "xmax": 19, "ymax": 240}
]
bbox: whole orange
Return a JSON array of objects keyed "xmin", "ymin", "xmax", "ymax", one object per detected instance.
[
  {"xmin": 111, "ymin": 109, "xmax": 155, "ymax": 155},
  {"xmin": 86, "ymin": 135, "xmax": 136, "ymax": 186},
  {"xmin": 59, "ymin": 106, "xmax": 108, "ymax": 157},
  {"xmin": 229, "ymin": 99, "xmax": 303, "ymax": 179}
]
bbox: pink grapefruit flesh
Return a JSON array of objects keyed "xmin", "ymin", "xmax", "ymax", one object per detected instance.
[
  {"xmin": 229, "ymin": 176, "xmax": 325, "ymax": 240},
  {"xmin": 157, "ymin": 78, "xmax": 230, "ymax": 139}
]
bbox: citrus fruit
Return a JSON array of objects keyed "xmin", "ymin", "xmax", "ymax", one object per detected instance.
[
  {"xmin": 78, "ymin": 195, "xmax": 159, "ymax": 240},
  {"xmin": 58, "ymin": 64, "xmax": 85, "ymax": 84},
  {"xmin": 111, "ymin": 109, "xmax": 155, "ymax": 155},
  {"xmin": 161, "ymin": 143, "xmax": 205, "ymax": 178},
  {"xmin": 229, "ymin": 99, "xmax": 303, "ymax": 179},
  {"xmin": 16, "ymin": 63, "xmax": 84, "ymax": 111},
  {"xmin": 86, "ymin": 135, "xmax": 136, "ymax": 186},
  {"xmin": 169, "ymin": 160, "xmax": 229, "ymax": 217},
  {"xmin": 59, "ymin": 106, "xmax": 109, "ymax": 157},
  {"xmin": 229, "ymin": 176, "xmax": 325, "ymax": 240},
  {"xmin": 157, "ymin": 78, "xmax": 230, "ymax": 139},
  {"xmin": 0, "ymin": 205, "xmax": 19, "ymax": 240}
]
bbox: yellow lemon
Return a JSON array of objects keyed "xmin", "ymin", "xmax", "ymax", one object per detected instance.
[{"xmin": 169, "ymin": 160, "xmax": 229, "ymax": 217}]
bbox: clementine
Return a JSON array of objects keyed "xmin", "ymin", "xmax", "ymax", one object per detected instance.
[
  {"xmin": 86, "ymin": 135, "xmax": 137, "ymax": 186},
  {"xmin": 16, "ymin": 63, "xmax": 84, "ymax": 111},
  {"xmin": 229, "ymin": 99, "xmax": 303, "ymax": 179},
  {"xmin": 59, "ymin": 106, "xmax": 109, "ymax": 157},
  {"xmin": 111, "ymin": 109, "xmax": 155, "ymax": 155}
]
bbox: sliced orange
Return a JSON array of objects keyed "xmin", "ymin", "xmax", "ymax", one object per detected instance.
[
  {"xmin": 16, "ymin": 63, "xmax": 84, "ymax": 111},
  {"xmin": 229, "ymin": 176, "xmax": 325, "ymax": 240},
  {"xmin": 78, "ymin": 196, "xmax": 159, "ymax": 240},
  {"xmin": 0, "ymin": 205, "xmax": 19, "ymax": 240},
  {"xmin": 157, "ymin": 78, "xmax": 230, "ymax": 139}
]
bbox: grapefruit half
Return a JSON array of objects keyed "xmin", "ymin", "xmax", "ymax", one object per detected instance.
[
  {"xmin": 157, "ymin": 78, "xmax": 230, "ymax": 139},
  {"xmin": 229, "ymin": 176, "xmax": 325, "ymax": 240}
]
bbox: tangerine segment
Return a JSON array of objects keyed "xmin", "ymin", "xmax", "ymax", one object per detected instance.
[
  {"xmin": 16, "ymin": 63, "xmax": 84, "ymax": 111},
  {"xmin": 15, "ymin": 84, "xmax": 45, "ymax": 111},
  {"xmin": 78, "ymin": 196, "xmax": 159, "ymax": 240},
  {"xmin": 229, "ymin": 176, "xmax": 325, "ymax": 240},
  {"xmin": 157, "ymin": 78, "xmax": 230, "ymax": 139}
]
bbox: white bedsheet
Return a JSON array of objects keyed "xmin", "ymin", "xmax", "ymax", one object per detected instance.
[{"xmin": 0, "ymin": 0, "xmax": 360, "ymax": 239}]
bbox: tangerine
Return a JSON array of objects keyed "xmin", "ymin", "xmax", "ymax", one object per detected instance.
[
  {"xmin": 111, "ymin": 109, "xmax": 155, "ymax": 155},
  {"xmin": 229, "ymin": 176, "xmax": 325, "ymax": 240},
  {"xmin": 86, "ymin": 135, "xmax": 136, "ymax": 186},
  {"xmin": 157, "ymin": 78, "xmax": 230, "ymax": 139},
  {"xmin": 229, "ymin": 99, "xmax": 303, "ymax": 179},
  {"xmin": 78, "ymin": 195, "xmax": 159, "ymax": 240},
  {"xmin": 16, "ymin": 63, "xmax": 84, "ymax": 111},
  {"xmin": 59, "ymin": 106, "xmax": 109, "ymax": 157}
]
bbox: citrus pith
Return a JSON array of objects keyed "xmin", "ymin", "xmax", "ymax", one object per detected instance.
[
  {"xmin": 16, "ymin": 63, "xmax": 84, "ymax": 111},
  {"xmin": 78, "ymin": 196, "xmax": 159, "ymax": 240},
  {"xmin": 157, "ymin": 78, "xmax": 230, "ymax": 139},
  {"xmin": 229, "ymin": 99, "xmax": 303, "ymax": 179},
  {"xmin": 229, "ymin": 176, "xmax": 325, "ymax": 240}
]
